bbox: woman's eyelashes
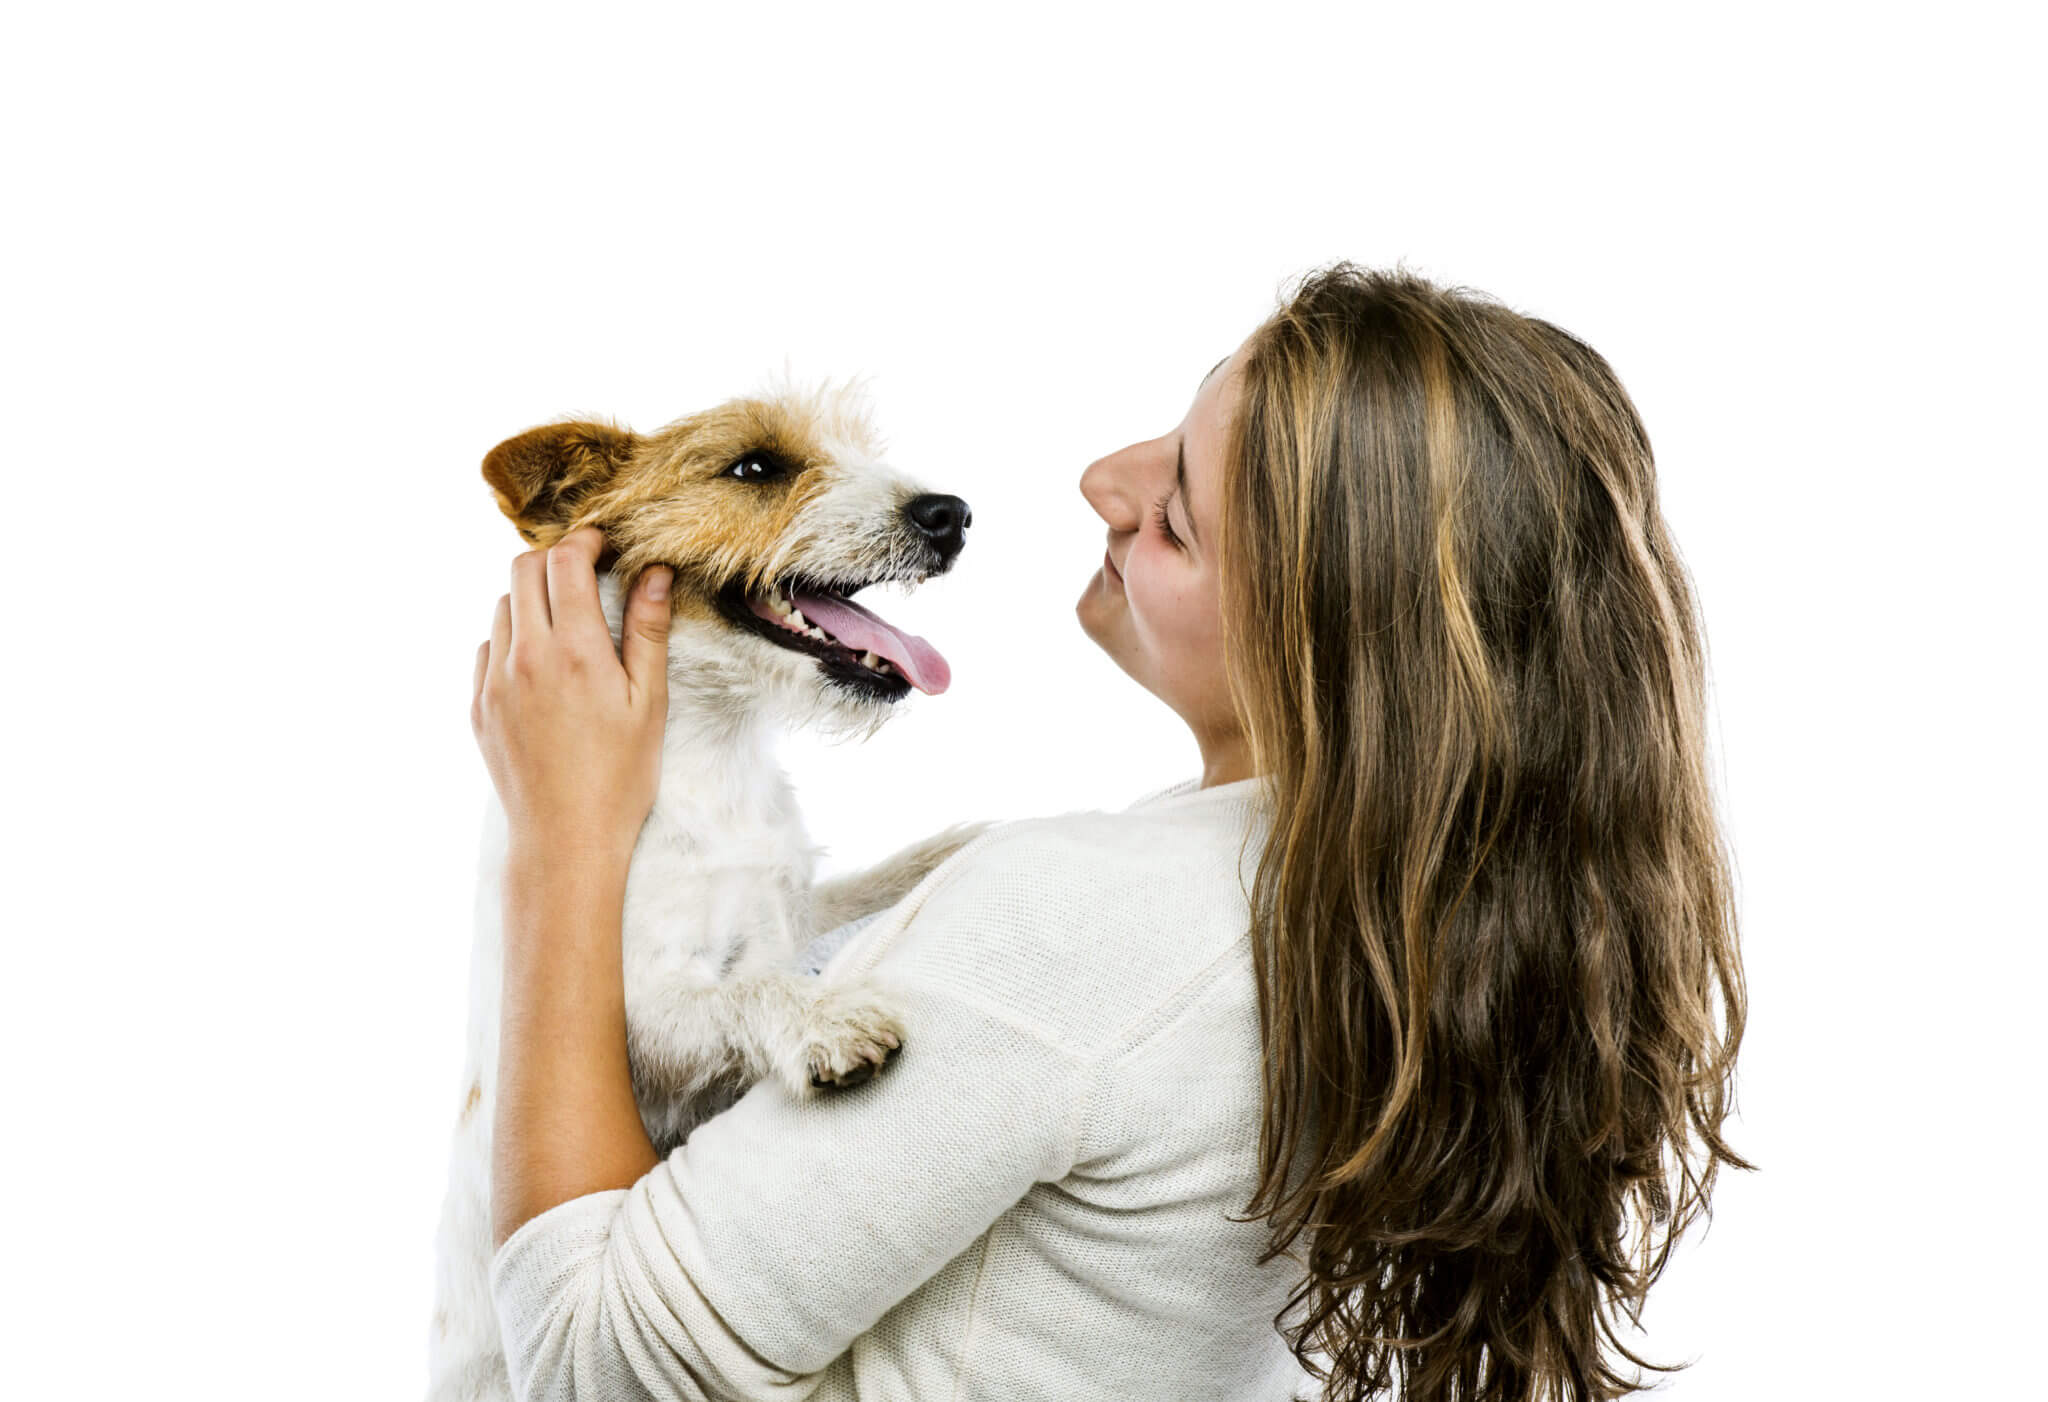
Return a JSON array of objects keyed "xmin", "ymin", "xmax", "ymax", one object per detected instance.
[{"xmin": 1151, "ymin": 489, "xmax": 1183, "ymax": 550}]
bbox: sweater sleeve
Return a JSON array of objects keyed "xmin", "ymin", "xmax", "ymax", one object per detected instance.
[{"xmin": 488, "ymin": 958, "xmax": 1089, "ymax": 1401}]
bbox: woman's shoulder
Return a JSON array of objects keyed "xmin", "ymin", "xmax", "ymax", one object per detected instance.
[
  {"xmin": 949, "ymin": 794, "xmax": 1262, "ymax": 898},
  {"xmin": 868, "ymin": 788, "xmax": 1267, "ymax": 1060}
]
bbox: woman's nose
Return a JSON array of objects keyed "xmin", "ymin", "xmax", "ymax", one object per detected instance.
[{"xmin": 1079, "ymin": 449, "xmax": 1139, "ymax": 529}]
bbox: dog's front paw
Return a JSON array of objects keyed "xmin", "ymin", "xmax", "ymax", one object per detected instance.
[{"xmin": 790, "ymin": 984, "xmax": 906, "ymax": 1093}]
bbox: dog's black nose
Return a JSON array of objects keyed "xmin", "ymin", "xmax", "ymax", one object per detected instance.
[{"xmin": 903, "ymin": 493, "xmax": 972, "ymax": 564}]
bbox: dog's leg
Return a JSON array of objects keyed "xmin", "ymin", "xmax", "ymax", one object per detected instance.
[
  {"xmin": 427, "ymin": 1075, "xmax": 512, "ymax": 1402},
  {"xmin": 808, "ymin": 818, "xmax": 1002, "ymax": 930},
  {"xmin": 628, "ymin": 968, "xmax": 908, "ymax": 1112},
  {"xmin": 428, "ymin": 800, "xmax": 517, "ymax": 1402}
]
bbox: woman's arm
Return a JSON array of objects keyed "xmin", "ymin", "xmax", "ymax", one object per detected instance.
[
  {"xmin": 492, "ymin": 845, "xmax": 659, "ymax": 1248},
  {"xmin": 488, "ymin": 911, "xmax": 1089, "ymax": 1401},
  {"xmin": 470, "ymin": 526, "xmax": 674, "ymax": 1247}
]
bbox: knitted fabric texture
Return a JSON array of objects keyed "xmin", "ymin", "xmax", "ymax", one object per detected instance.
[
  {"xmin": 797, "ymin": 908, "xmax": 882, "ymax": 978},
  {"xmin": 490, "ymin": 773, "xmax": 1316, "ymax": 1401}
]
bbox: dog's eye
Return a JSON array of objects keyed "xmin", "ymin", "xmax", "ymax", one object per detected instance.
[{"xmin": 727, "ymin": 452, "xmax": 790, "ymax": 483}]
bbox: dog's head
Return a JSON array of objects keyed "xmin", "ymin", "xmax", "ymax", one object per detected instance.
[{"xmin": 482, "ymin": 375, "xmax": 969, "ymax": 731}]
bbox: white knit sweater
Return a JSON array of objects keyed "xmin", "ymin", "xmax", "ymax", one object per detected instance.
[{"xmin": 490, "ymin": 772, "xmax": 1319, "ymax": 1401}]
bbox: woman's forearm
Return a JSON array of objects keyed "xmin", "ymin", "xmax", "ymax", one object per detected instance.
[
  {"xmin": 470, "ymin": 530, "xmax": 673, "ymax": 1249},
  {"xmin": 492, "ymin": 842, "xmax": 661, "ymax": 1250}
]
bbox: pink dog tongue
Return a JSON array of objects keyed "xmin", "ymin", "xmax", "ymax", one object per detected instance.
[{"xmin": 792, "ymin": 590, "xmax": 951, "ymax": 695}]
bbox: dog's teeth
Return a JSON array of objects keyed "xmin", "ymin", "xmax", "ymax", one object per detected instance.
[{"xmin": 859, "ymin": 650, "xmax": 879, "ymax": 668}]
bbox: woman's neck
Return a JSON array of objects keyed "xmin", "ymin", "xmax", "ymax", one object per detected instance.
[{"xmin": 1197, "ymin": 729, "xmax": 1256, "ymax": 789}]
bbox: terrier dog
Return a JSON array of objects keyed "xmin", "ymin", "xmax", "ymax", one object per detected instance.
[{"xmin": 427, "ymin": 374, "xmax": 996, "ymax": 1402}]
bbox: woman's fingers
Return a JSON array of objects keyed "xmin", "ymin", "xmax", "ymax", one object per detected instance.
[
  {"xmin": 544, "ymin": 527, "xmax": 610, "ymax": 650},
  {"xmin": 491, "ymin": 591, "xmax": 512, "ymax": 672},
  {"xmin": 471, "ymin": 640, "xmax": 490, "ymax": 733},
  {"xmin": 510, "ymin": 548, "xmax": 551, "ymax": 635},
  {"xmin": 620, "ymin": 566, "xmax": 674, "ymax": 706},
  {"xmin": 471, "ymin": 528, "xmax": 665, "ymax": 858}
]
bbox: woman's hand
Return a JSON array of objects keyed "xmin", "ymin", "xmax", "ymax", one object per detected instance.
[
  {"xmin": 470, "ymin": 526, "xmax": 675, "ymax": 868},
  {"xmin": 472, "ymin": 526, "xmax": 672, "ymax": 1245}
]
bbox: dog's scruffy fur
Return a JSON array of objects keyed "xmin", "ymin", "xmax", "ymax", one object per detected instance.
[{"xmin": 427, "ymin": 374, "xmax": 994, "ymax": 1402}]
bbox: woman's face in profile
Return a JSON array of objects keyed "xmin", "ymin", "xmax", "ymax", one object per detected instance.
[{"xmin": 1076, "ymin": 339, "xmax": 1247, "ymax": 751}]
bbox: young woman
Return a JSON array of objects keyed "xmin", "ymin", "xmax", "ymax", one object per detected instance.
[{"xmin": 469, "ymin": 261, "xmax": 1749, "ymax": 1402}]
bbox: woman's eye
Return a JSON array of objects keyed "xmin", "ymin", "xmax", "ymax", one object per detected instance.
[{"xmin": 1152, "ymin": 489, "xmax": 1182, "ymax": 549}]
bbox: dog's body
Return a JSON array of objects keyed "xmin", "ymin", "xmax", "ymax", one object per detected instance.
[{"xmin": 427, "ymin": 379, "xmax": 991, "ymax": 1402}]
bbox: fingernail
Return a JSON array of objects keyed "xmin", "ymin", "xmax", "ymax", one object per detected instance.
[{"xmin": 644, "ymin": 567, "xmax": 670, "ymax": 601}]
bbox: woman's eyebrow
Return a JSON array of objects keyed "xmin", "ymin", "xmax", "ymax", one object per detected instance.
[{"xmin": 1173, "ymin": 354, "xmax": 1227, "ymax": 548}]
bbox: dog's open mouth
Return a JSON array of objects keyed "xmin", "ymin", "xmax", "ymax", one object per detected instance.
[{"xmin": 712, "ymin": 574, "xmax": 950, "ymax": 700}]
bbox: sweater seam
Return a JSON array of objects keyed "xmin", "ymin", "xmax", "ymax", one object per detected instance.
[
  {"xmin": 1101, "ymin": 933, "xmax": 1249, "ymax": 1054},
  {"xmin": 893, "ymin": 977, "xmax": 1094, "ymax": 1178},
  {"xmin": 824, "ymin": 822, "xmax": 1060, "ymax": 986},
  {"xmin": 898, "ymin": 977, "xmax": 1094, "ymax": 1071},
  {"xmin": 1075, "ymin": 937, "xmax": 1250, "ymax": 1162},
  {"xmin": 903, "ymin": 955, "xmax": 1237, "ymax": 1072},
  {"xmin": 946, "ymin": 1221, "xmax": 1001, "ymax": 1402}
]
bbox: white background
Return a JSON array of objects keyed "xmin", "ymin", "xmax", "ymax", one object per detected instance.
[{"xmin": 3, "ymin": 3, "xmax": 2039, "ymax": 1397}]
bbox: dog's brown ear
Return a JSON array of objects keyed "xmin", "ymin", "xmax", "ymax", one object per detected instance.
[{"xmin": 482, "ymin": 419, "xmax": 638, "ymax": 544}]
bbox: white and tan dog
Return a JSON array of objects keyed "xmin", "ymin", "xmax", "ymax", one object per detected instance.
[{"xmin": 428, "ymin": 375, "xmax": 994, "ymax": 1402}]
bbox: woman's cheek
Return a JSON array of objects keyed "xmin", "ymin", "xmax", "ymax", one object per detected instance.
[
  {"xmin": 1124, "ymin": 547, "xmax": 1160, "ymax": 632},
  {"xmin": 1130, "ymin": 554, "xmax": 1188, "ymax": 647}
]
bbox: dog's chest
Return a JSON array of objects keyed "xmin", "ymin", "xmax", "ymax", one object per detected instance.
[{"xmin": 619, "ymin": 792, "xmax": 816, "ymax": 986}]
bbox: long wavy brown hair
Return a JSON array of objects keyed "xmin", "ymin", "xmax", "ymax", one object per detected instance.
[{"xmin": 1216, "ymin": 262, "xmax": 1753, "ymax": 1401}]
